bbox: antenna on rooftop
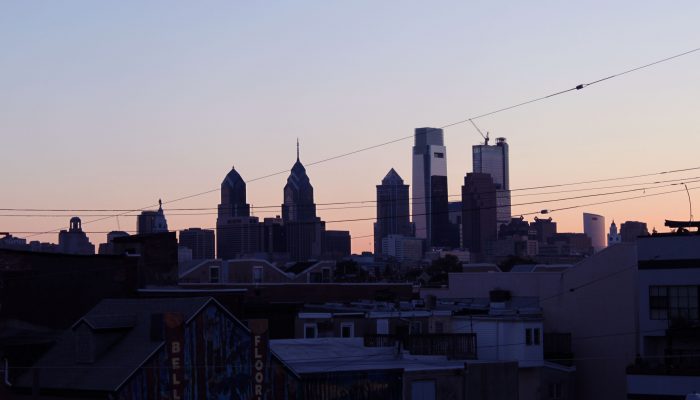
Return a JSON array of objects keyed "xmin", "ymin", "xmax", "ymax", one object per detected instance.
[
  {"xmin": 469, "ymin": 119, "xmax": 489, "ymax": 145},
  {"xmin": 684, "ymin": 184, "xmax": 694, "ymax": 222}
]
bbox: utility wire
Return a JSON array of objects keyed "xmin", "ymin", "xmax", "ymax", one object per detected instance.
[{"xmin": 10, "ymin": 47, "xmax": 700, "ymax": 238}]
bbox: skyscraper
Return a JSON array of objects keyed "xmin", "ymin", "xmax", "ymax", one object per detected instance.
[
  {"xmin": 583, "ymin": 212, "xmax": 606, "ymax": 252},
  {"xmin": 282, "ymin": 142, "xmax": 324, "ymax": 261},
  {"xmin": 58, "ymin": 217, "xmax": 95, "ymax": 255},
  {"xmin": 412, "ymin": 127, "xmax": 449, "ymax": 248},
  {"xmin": 216, "ymin": 167, "xmax": 261, "ymax": 259},
  {"xmin": 137, "ymin": 200, "xmax": 168, "ymax": 235},
  {"xmin": 179, "ymin": 228, "xmax": 215, "ymax": 260},
  {"xmin": 462, "ymin": 173, "xmax": 497, "ymax": 261},
  {"xmin": 472, "ymin": 137, "xmax": 510, "ymax": 230},
  {"xmin": 374, "ymin": 168, "xmax": 412, "ymax": 256}
]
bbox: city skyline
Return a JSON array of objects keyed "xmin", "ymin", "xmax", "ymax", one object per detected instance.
[{"xmin": 2, "ymin": 2, "xmax": 700, "ymax": 253}]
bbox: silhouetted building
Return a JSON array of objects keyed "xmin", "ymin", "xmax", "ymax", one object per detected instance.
[
  {"xmin": 136, "ymin": 200, "xmax": 168, "ymax": 235},
  {"xmin": 473, "ymin": 137, "xmax": 511, "ymax": 231},
  {"xmin": 282, "ymin": 143, "xmax": 324, "ymax": 261},
  {"xmin": 530, "ymin": 217, "xmax": 557, "ymax": 244},
  {"xmin": 58, "ymin": 217, "xmax": 95, "ymax": 255},
  {"xmin": 112, "ymin": 231, "xmax": 179, "ymax": 286},
  {"xmin": 462, "ymin": 173, "xmax": 497, "ymax": 261},
  {"xmin": 583, "ymin": 212, "xmax": 606, "ymax": 252},
  {"xmin": 0, "ymin": 233, "xmax": 27, "ymax": 250},
  {"xmin": 608, "ymin": 221, "xmax": 621, "ymax": 245},
  {"xmin": 323, "ymin": 230, "xmax": 351, "ymax": 259},
  {"xmin": 216, "ymin": 167, "xmax": 262, "ymax": 259},
  {"xmin": 412, "ymin": 127, "xmax": 450, "ymax": 248},
  {"xmin": 98, "ymin": 230, "xmax": 129, "ymax": 255},
  {"xmin": 539, "ymin": 233, "xmax": 594, "ymax": 257},
  {"xmin": 620, "ymin": 221, "xmax": 649, "ymax": 243},
  {"xmin": 262, "ymin": 216, "xmax": 286, "ymax": 254},
  {"xmin": 179, "ymin": 227, "xmax": 215, "ymax": 260},
  {"xmin": 382, "ymin": 234, "xmax": 424, "ymax": 261},
  {"xmin": 448, "ymin": 201, "xmax": 463, "ymax": 248},
  {"xmin": 374, "ymin": 168, "xmax": 412, "ymax": 255}
]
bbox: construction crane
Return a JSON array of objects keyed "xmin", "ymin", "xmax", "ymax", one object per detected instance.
[{"xmin": 469, "ymin": 119, "xmax": 489, "ymax": 145}]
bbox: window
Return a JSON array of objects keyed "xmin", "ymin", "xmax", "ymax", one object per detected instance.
[
  {"xmin": 525, "ymin": 328, "xmax": 533, "ymax": 345},
  {"xmin": 434, "ymin": 321, "xmax": 444, "ymax": 334},
  {"xmin": 534, "ymin": 328, "xmax": 541, "ymax": 345},
  {"xmin": 304, "ymin": 323, "xmax": 318, "ymax": 339},
  {"xmin": 321, "ymin": 268, "xmax": 331, "ymax": 283},
  {"xmin": 376, "ymin": 319, "xmax": 389, "ymax": 335},
  {"xmin": 433, "ymin": 152, "xmax": 444, "ymax": 159},
  {"xmin": 209, "ymin": 266, "xmax": 220, "ymax": 283},
  {"xmin": 649, "ymin": 285, "xmax": 699, "ymax": 321},
  {"xmin": 340, "ymin": 322, "xmax": 354, "ymax": 338},
  {"xmin": 548, "ymin": 382, "xmax": 562, "ymax": 400},
  {"xmin": 252, "ymin": 266, "xmax": 263, "ymax": 284}
]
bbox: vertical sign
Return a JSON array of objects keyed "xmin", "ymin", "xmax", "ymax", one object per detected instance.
[
  {"xmin": 248, "ymin": 319, "xmax": 269, "ymax": 400},
  {"xmin": 164, "ymin": 312, "xmax": 185, "ymax": 400}
]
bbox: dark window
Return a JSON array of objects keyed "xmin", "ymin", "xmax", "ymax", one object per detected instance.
[
  {"xmin": 434, "ymin": 152, "xmax": 444, "ymax": 158},
  {"xmin": 410, "ymin": 321, "xmax": 422, "ymax": 335},
  {"xmin": 525, "ymin": 328, "xmax": 533, "ymax": 345},
  {"xmin": 534, "ymin": 328, "xmax": 541, "ymax": 345},
  {"xmin": 341, "ymin": 323, "xmax": 354, "ymax": 338},
  {"xmin": 304, "ymin": 324, "xmax": 317, "ymax": 338},
  {"xmin": 209, "ymin": 266, "xmax": 220, "ymax": 283},
  {"xmin": 649, "ymin": 285, "xmax": 699, "ymax": 321}
]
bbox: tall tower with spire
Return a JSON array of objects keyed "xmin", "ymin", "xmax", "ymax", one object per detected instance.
[
  {"xmin": 216, "ymin": 166, "xmax": 261, "ymax": 259},
  {"xmin": 281, "ymin": 141, "xmax": 324, "ymax": 261}
]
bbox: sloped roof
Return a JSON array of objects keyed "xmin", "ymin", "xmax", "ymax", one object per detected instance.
[
  {"xmin": 15, "ymin": 297, "xmax": 227, "ymax": 393},
  {"xmin": 381, "ymin": 168, "xmax": 404, "ymax": 185}
]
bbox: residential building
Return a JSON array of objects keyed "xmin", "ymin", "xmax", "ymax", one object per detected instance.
[
  {"xmin": 412, "ymin": 127, "xmax": 450, "ymax": 248},
  {"xmin": 583, "ymin": 212, "xmax": 606, "ymax": 252},
  {"xmin": 178, "ymin": 227, "xmax": 215, "ymax": 260},
  {"xmin": 462, "ymin": 173, "xmax": 497, "ymax": 261},
  {"xmin": 627, "ymin": 223, "xmax": 700, "ymax": 399},
  {"xmin": 473, "ymin": 137, "xmax": 511, "ymax": 230},
  {"xmin": 373, "ymin": 168, "xmax": 412, "ymax": 256},
  {"xmin": 58, "ymin": 217, "xmax": 95, "ymax": 255},
  {"xmin": 13, "ymin": 297, "xmax": 253, "ymax": 398}
]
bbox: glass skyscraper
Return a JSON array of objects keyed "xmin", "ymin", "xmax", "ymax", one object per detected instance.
[{"xmin": 472, "ymin": 137, "xmax": 511, "ymax": 231}]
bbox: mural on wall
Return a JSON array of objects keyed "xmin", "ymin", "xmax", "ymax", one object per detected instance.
[{"xmin": 116, "ymin": 302, "xmax": 253, "ymax": 400}]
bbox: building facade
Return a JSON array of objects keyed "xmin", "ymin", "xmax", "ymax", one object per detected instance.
[
  {"xmin": 583, "ymin": 212, "xmax": 606, "ymax": 252},
  {"xmin": 58, "ymin": 217, "xmax": 95, "ymax": 255},
  {"xmin": 412, "ymin": 127, "xmax": 450, "ymax": 248},
  {"xmin": 178, "ymin": 227, "xmax": 215, "ymax": 260},
  {"xmin": 216, "ymin": 167, "xmax": 262, "ymax": 259},
  {"xmin": 374, "ymin": 168, "xmax": 412, "ymax": 256},
  {"xmin": 472, "ymin": 137, "xmax": 511, "ymax": 230},
  {"xmin": 462, "ymin": 173, "xmax": 497, "ymax": 261},
  {"xmin": 136, "ymin": 201, "xmax": 168, "ymax": 235}
]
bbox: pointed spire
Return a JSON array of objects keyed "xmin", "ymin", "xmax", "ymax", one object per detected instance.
[
  {"xmin": 296, "ymin": 138, "xmax": 300, "ymax": 161},
  {"xmin": 158, "ymin": 198, "xmax": 163, "ymax": 212}
]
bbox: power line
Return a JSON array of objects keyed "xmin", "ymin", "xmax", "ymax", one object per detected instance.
[{"xmin": 10, "ymin": 46, "xmax": 700, "ymax": 239}]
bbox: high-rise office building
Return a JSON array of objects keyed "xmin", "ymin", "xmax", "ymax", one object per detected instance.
[
  {"xmin": 373, "ymin": 168, "xmax": 412, "ymax": 256},
  {"xmin": 462, "ymin": 173, "xmax": 497, "ymax": 261},
  {"xmin": 216, "ymin": 167, "xmax": 261, "ymax": 259},
  {"xmin": 583, "ymin": 212, "xmax": 606, "ymax": 253},
  {"xmin": 282, "ymin": 142, "xmax": 324, "ymax": 261},
  {"xmin": 179, "ymin": 228, "xmax": 215, "ymax": 260},
  {"xmin": 472, "ymin": 137, "xmax": 510, "ymax": 230},
  {"xmin": 620, "ymin": 221, "xmax": 649, "ymax": 243},
  {"xmin": 137, "ymin": 200, "xmax": 168, "ymax": 235},
  {"xmin": 412, "ymin": 127, "xmax": 450, "ymax": 248},
  {"xmin": 530, "ymin": 217, "xmax": 557, "ymax": 244},
  {"xmin": 58, "ymin": 217, "xmax": 95, "ymax": 255}
]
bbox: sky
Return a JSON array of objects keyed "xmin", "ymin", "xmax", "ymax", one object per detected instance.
[{"xmin": 2, "ymin": 1, "xmax": 700, "ymax": 254}]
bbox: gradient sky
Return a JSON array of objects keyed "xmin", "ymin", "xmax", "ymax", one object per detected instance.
[{"xmin": 2, "ymin": 1, "xmax": 700, "ymax": 253}]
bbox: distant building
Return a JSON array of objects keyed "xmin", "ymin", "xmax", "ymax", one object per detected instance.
[
  {"xmin": 112, "ymin": 231, "xmax": 179, "ymax": 286},
  {"xmin": 0, "ymin": 233, "xmax": 27, "ymax": 250},
  {"xmin": 58, "ymin": 217, "xmax": 95, "ymax": 255},
  {"xmin": 136, "ymin": 200, "xmax": 168, "ymax": 235},
  {"xmin": 98, "ymin": 230, "xmax": 129, "ymax": 255},
  {"xmin": 462, "ymin": 173, "xmax": 497, "ymax": 261},
  {"xmin": 530, "ymin": 217, "xmax": 557, "ymax": 244},
  {"xmin": 373, "ymin": 168, "xmax": 412, "ymax": 256},
  {"xmin": 473, "ymin": 137, "xmax": 511, "ymax": 230},
  {"xmin": 539, "ymin": 233, "xmax": 594, "ymax": 257},
  {"xmin": 583, "ymin": 212, "xmax": 606, "ymax": 252},
  {"xmin": 448, "ymin": 201, "xmax": 463, "ymax": 248},
  {"xmin": 620, "ymin": 220, "xmax": 649, "ymax": 243},
  {"xmin": 381, "ymin": 234, "xmax": 423, "ymax": 261},
  {"xmin": 323, "ymin": 230, "xmax": 351, "ymax": 259},
  {"xmin": 179, "ymin": 227, "xmax": 215, "ymax": 260},
  {"xmin": 282, "ymin": 142, "xmax": 324, "ymax": 261},
  {"xmin": 262, "ymin": 216, "xmax": 286, "ymax": 255},
  {"xmin": 216, "ymin": 167, "xmax": 262, "ymax": 259},
  {"xmin": 412, "ymin": 127, "xmax": 450, "ymax": 248},
  {"xmin": 607, "ymin": 221, "xmax": 621, "ymax": 246}
]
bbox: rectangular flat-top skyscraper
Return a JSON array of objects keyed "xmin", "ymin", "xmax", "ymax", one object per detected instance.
[
  {"xmin": 472, "ymin": 137, "xmax": 510, "ymax": 230},
  {"xmin": 412, "ymin": 127, "xmax": 450, "ymax": 248}
]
